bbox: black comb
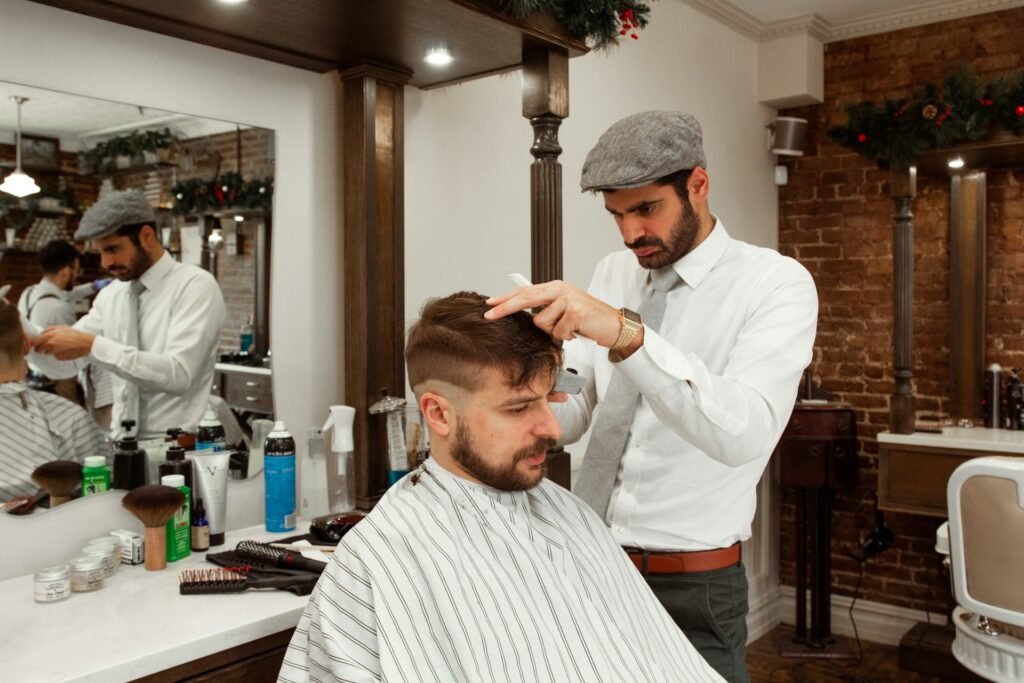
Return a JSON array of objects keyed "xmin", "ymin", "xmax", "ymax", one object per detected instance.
[
  {"xmin": 235, "ymin": 540, "xmax": 328, "ymax": 574},
  {"xmin": 179, "ymin": 567, "xmax": 318, "ymax": 595}
]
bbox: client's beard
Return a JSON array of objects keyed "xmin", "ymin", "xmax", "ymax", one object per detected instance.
[{"xmin": 450, "ymin": 421, "xmax": 554, "ymax": 491}]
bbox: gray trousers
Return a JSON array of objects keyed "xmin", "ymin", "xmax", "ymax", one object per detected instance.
[{"xmin": 643, "ymin": 562, "xmax": 750, "ymax": 683}]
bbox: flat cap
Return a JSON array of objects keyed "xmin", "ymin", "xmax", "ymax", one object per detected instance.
[
  {"xmin": 75, "ymin": 189, "xmax": 156, "ymax": 240},
  {"xmin": 580, "ymin": 111, "xmax": 706, "ymax": 192}
]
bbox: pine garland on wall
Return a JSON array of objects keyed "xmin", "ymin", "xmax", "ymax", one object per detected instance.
[
  {"xmin": 828, "ymin": 64, "xmax": 1024, "ymax": 169},
  {"xmin": 500, "ymin": 0, "xmax": 652, "ymax": 48}
]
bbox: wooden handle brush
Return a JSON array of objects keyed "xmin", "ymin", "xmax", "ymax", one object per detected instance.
[
  {"xmin": 31, "ymin": 460, "xmax": 83, "ymax": 507},
  {"xmin": 122, "ymin": 485, "xmax": 186, "ymax": 571}
]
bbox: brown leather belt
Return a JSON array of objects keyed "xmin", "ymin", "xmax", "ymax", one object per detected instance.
[{"xmin": 624, "ymin": 542, "xmax": 741, "ymax": 574}]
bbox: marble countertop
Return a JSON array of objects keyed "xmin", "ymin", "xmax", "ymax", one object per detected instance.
[
  {"xmin": 878, "ymin": 426, "xmax": 1024, "ymax": 454},
  {"xmin": 0, "ymin": 524, "xmax": 315, "ymax": 682}
]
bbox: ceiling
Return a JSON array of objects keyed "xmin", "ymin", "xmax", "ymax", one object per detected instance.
[
  {"xmin": 0, "ymin": 82, "xmax": 243, "ymax": 148},
  {"xmin": 29, "ymin": 0, "xmax": 586, "ymax": 88},
  {"xmin": 682, "ymin": 0, "xmax": 1024, "ymax": 41}
]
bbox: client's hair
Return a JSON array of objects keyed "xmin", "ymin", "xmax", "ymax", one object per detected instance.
[
  {"xmin": 0, "ymin": 299, "xmax": 25, "ymax": 366},
  {"xmin": 406, "ymin": 291, "xmax": 562, "ymax": 393}
]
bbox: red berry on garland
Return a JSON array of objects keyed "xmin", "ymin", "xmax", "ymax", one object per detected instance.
[
  {"xmin": 621, "ymin": 30, "xmax": 627, "ymax": 35},
  {"xmin": 857, "ymin": 133, "xmax": 868, "ymax": 143},
  {"xmin": 1016, "ymin": 105, "xmax": 1024, "ymax": 117},
  {"xmin": 631, "ymin": 34, "xmax": 638, "ymax": 39}
]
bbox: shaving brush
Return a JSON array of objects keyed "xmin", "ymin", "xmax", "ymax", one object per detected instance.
[
  {"xmin": 31, "ymin": 461, "xmax": 83, "ymax": 507},
  {"xmin": 122, "ymin": 485, "xmax": 186, "ymax": 571}
]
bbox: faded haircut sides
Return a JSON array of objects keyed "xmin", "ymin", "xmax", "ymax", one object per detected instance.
[
  {"xmin": 405, "ymin": 291, "xmax": 562, "ymax": 394},
  {"xmin": 0, "ymin": 299, "xmax": 25, "ymax": 365}
]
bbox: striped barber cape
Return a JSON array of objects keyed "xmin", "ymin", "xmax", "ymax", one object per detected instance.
[{"xmin": 279, "ymin": 458, "xmax": 723, "ymax": 683}]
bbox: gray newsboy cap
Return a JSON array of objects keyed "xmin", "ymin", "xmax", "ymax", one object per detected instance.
[
  {"xmin": 580, "ymin": 111, "xmax": 706, "ymax": 192},
  {"xmin": 74, "ymin": 189, "xmax": 157, "ymax": 240}
]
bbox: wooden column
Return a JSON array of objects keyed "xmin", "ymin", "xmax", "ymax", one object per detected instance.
[
  {"xmin": 890, "ymin": 166, "xmax": 917, "ymax": 434},
  {"xmin": 340, "ymin": 64, "xmax": 411, "ymax": 509},
  {"xmin": 522, "ymin": 40, "xmax": 572, "ymax": 488},
  {"xmin": 949, "ymin": 172, "xmax": 987, "ymax": 421},
  {"xmin": 523, "ymin": 41, "xmax": 568, "ymax": 284}
]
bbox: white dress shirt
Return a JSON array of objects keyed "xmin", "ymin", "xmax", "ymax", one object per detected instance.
[
  {"xmin": 28, "ymin": 252, "xmax": 226, "ymax": 439},
  {"xmin": 18, "ymin": 279, "xmax": 95, "ymax": 381},
  {"xmin": 279, "ymin": 458, "xmax": 723, "ymax": 683},
  {"xmin": 554, "ymin": 220, "xmax": 818, "ymax": 552}
]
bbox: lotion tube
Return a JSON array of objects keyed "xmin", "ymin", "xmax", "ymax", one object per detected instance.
[{"xmin": 192, "ymin": 450, "xmax": 231, "ymax": 546}]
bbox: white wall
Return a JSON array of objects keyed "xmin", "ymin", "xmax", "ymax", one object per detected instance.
[
  {"xmin": 405, "ymin": 0, "xmax": 779, "ymax": 332},
  {"xmin": 0, "ymin": 0, "xmax": 344, "ymax": 521}
]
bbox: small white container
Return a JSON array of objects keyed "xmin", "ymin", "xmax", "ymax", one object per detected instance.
[
  {"xmin": 82, "ymin": 545, "xmax": 117, "ymax": 579},
  {"xmin": 86, "ymin": 537, "xmax": 122, "ymax": 568},
  {"xmin": 33, "ymin": 565, "xmax": 71, "ymax": 604},
  {"xmin": 69, "ymin": 556, "xmax": 104, "ymax": 593}
]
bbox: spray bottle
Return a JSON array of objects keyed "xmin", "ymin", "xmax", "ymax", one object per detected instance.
[
  {"xmin": 301, "ymin": 427, "xmax": 329, "ymax": 521},
  {"xmin": 369, "ymin": 390, "xmax": 408, "ymax": 486},
  {"xmin": 264, "ymin": 421, "xmax": 296, "ymax": 532},
  {"xmin": 322, "ymin": 405, "xmax": 356, "ymax": 511}
]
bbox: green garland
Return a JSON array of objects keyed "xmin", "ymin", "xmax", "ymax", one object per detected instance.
[
  {"xmin": 828, "ymin": 64, "xmax": 1024, "ymax": 168},
  {"xmin": 501, "ymin": 0, "xmax": 652, "ymax": 49},
  {"xmin": 171, "ymin": 174, "xmax": 273, "ymax": 215}
]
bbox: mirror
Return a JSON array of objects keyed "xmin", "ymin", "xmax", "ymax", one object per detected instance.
[{"xmin": 0, "ymin": 81, "xmax": 276, "ymax": 512}]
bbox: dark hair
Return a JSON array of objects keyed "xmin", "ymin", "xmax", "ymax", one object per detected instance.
[
  {"xmin": 653, "ymin": 167, "xmax": 694, "ymax": 204},
  {"xmin": 0, "ymin": 299, "xmax": 24, "ymax": 362},
  {"xmin": 37, "ymin": 240, "xmax": 80, "ymax": 275},
  {"xmin": 405, "ymin": 291, "xmax": 562, "ymax": 393},
  {"xmin": 114, "ymin": 222, "xmax": 155, "ymax": 246}
]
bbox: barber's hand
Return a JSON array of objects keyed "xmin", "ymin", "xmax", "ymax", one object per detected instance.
[
  {"xmin": 31, "ymin": 326, "xmax": 96, "ymax": 360},
  {"xmin": 485, "ymin": 280, "xmax": 623, "ymax": 347}
]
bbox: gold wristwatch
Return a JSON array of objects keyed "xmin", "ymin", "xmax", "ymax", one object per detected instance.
[{"xmin": 610, "ymin": 307, "xmax": 643, "ymax": 354}]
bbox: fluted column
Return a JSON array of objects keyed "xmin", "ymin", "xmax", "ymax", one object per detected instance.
[{"xmin": 890, "ymin": 166, "xmax": 916, "ymax": 434}]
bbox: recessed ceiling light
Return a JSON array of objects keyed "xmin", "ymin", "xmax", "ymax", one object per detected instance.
[
  {"xmin": 233, "ymin": 215, "xmax": 245, "ymax": 222},
  {"xmin": 216, "ymin": 0, "xmax": 249, "ymax": 5},
  {"xmin": 947, "ymin": 156, "xmax": 965, "ymax": 169},
  {"xmin": 424, "ymin": 43, "xmax": 453, "ymax": 67}
]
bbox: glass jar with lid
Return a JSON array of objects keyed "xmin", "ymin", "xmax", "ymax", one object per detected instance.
[
  {"xmin": 33, "ymin": 565, "xmax": 71, "ymax": 603},
  {"xmin": 69, "ymin": 556, "xmax": 104, "ymax": 592}
]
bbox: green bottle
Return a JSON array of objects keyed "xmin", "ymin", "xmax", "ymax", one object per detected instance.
[
  {"xmin": 82, "ymin": 456, "xmax": 110, "ymax": 496},
  {"xmin": 161, "ymin": 474, "xmax": 191, "ymax": 562}
]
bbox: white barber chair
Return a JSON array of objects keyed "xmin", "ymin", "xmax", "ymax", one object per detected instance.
[{"xmin": 943, "ymin": 456, "xmax": 1024, "ymax": 682}]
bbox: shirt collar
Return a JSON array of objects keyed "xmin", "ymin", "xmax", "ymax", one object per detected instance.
[
  {"xmin": 667, "ymin": 216, "xmax": 729, "ymax": 289},
  {"xmin": 137, "ymin": 251, "xmax": 175, "ymax": 292},
  {"xmin": 36, "ymin": 279, "xmax": 66, "ymax": 298}
]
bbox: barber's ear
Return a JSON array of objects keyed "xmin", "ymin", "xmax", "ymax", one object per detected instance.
[
  {"xmin": 687, "ymin": 167, "xmax": 710, "ymax": 201},
  {"xmin": 420, "ymin": 391, "xmax": 454, "ymax": 438}
]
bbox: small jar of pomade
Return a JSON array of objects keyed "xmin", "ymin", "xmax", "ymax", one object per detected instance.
[{"xmin": 34, "ymin": 565, "xmax": 71, "ymax": 603}]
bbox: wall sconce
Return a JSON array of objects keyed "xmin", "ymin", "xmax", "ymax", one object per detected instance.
[{"xmin": 766, "ymin": 116, "xmax": 808, "ymax": 187}]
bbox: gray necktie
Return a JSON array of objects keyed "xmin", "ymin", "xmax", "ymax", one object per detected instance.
[
  {"xmin": 575, "ymin": 266, "xmax": 681, "ymax": 520},
  {"xmin": 122, "ymin": 280, "xmax": 145, "ymax": 435}
]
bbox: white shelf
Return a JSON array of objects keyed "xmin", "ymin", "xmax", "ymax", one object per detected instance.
[{"xmin": 878, "ymin": 426, "xmax": 1024, "ymax": 455}]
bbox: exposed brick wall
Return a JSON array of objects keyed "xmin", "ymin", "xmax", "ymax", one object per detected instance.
[{"xmin": 777, "ymin": 9, "xmax": 1024, "ymax": 611}]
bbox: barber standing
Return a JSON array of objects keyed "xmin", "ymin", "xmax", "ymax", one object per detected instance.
[
  {"xmin": 487, "ymin": 111, "xmax": 818, "ymax": 682},
  {"xmin": 29, "ymin": 189, "xmax": 226, "ymax": 441}
]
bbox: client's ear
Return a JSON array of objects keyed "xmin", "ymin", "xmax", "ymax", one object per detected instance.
[{"xmin": 420, "ymin": 391, "xmax": 453, "ymax": 438}]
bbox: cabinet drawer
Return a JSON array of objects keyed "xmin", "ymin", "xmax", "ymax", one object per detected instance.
[
  {"xmin": 785, "ymin": 409, "xmax": 855, "ymax": 438},
  {"xmin": 221, "ymin": 373, "xmax": 274, "ymax": 413}
]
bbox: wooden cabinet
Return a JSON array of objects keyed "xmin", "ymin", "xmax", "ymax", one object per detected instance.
[
  {"xmin": 777, "ymin": 402, "xmax": 857, "ymax": 489},
  {"xmin": 878, "ymin": 428, "xmax": 1024, "ymax": 517},
  {"xmin": 214, "ymin": 364, "xmax": 274, "ymax": 415},
  {"xmin": 131, "ymin": 630, "xmax": 293, "ymax": 682}
]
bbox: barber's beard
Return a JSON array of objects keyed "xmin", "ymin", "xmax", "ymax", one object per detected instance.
[
  {"xmin": 626, "ymin": 197, "xmax": 701, "ymax": 270},
  {"xmin": 450, "ymin": 421, "xmax": 554, "ymax": 492},
  {"xmin": 109, "ymin": 245, "xmax": 154, "ymax": 281}
]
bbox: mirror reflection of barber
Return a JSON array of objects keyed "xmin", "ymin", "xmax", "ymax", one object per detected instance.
[
  {"xmin": 17, "ymin": 239, "xmax": 114, "ymax": 428},
  {"xmin": 25, "ymin": 189, "xmax": 226, "ymax": 441}
]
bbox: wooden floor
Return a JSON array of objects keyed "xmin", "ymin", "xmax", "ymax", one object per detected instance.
[{"xmin": 749, "ymin": 625, "xmax": 954, "ymax": 683}]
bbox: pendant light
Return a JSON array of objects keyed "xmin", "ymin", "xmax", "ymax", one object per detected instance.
[{"xmin": 1, "ymin": 96, "xmax": 41, "ymax": 198}]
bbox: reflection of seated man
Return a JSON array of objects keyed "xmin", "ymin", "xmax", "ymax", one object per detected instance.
[
  {"xmin": 278, "ymin": 292, "xmax": 723, "ymax": 682},
  {"xmin": 27, "ymin": 190, "xmax": 226, "ymax": 441},
  {"xmin": 17, "ymin": 239, "xmax": 111, "ymax": 411},
  {"xmin": 0, "ymin": 300, "xmax": 106, "ymax": 504}
]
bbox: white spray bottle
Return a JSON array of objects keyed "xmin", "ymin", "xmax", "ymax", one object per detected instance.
[
  {"xmin": 301, "ymin": 427, "xmax": 329, "ymax": 520},
  {"xmin": 322, "ymin": 405, "xmax": 356, "ymax": 512}
]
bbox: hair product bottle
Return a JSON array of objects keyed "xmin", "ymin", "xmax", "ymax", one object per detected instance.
[{"xmin": 264, "ymin": 421, "xmax": 296, "ymax": 532}]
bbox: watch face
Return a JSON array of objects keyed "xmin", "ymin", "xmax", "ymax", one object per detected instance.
[{"xmin": 622, "ymin": 308, "xmax": 642, "ymax": 324}]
